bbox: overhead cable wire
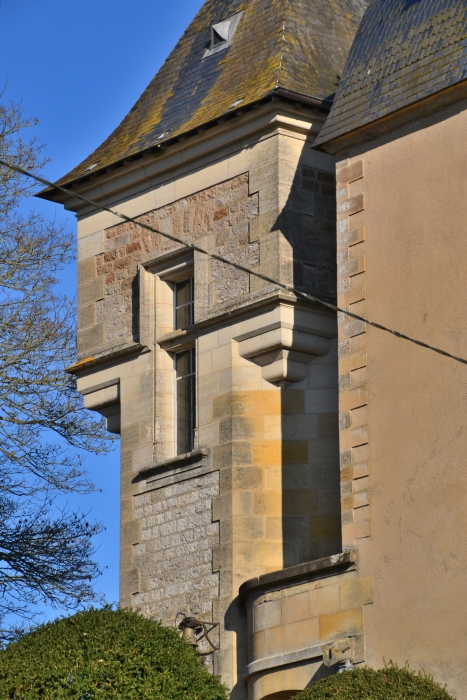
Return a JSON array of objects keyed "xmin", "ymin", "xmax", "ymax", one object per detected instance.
[{"xmin": 1, "ymin": 157, "xmax": 467, "ymax": 367}]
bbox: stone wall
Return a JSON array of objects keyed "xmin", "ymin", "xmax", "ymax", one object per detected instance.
[
  {"xmin": 293, "ymin": 165, "xmax": 337, "ymax": 304},
  {"xmin": 242, "ymin": 554, "xmax": 373, "ymax": 700},
  {"xmin": 74, "ymin": 121, "xmax": 340, "ymax": 696},
  {"xmin": 78, "ymin": 161, "xmax": 337, "ymax": 358},
  {"xmin": 133, "ymin": 470, "xmax": 220, "ymax": 625},
  {"xmin": 94, "ymin": 173, "xmax": 259, "ymax": 349}
]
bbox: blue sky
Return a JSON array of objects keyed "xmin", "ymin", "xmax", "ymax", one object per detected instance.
[{"xmin": 0, "ymin": 0, "xmax": 204, "ymax": 616}]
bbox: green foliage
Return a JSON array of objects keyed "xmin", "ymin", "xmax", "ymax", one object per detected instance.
[
  {"xmin": 292, "ymin": 663, "xmax": 454, "ymax": 700},
  {"xmin": 0, "ymin": 606, "xmax": 228, "ymax": 699}
]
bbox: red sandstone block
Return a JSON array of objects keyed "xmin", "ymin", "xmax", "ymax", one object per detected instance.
[
  {"xmin": 214, "ymin": 207, "xmax": 229, "ymax": 221},
  {"xmin": 126, "ymin": 242, "xmax": 142, "ymax": 255}
]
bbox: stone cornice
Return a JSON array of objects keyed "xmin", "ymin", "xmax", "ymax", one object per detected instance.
[{"xmin": 239, "ymin": 550, "xmax": 357, "ymax": 599}]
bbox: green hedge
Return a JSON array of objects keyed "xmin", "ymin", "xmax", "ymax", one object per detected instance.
[
  {"xmin": 292, "ymin": 664, "xmax": 454, "ymax": 700},
  {"xmin": 0, "ymin": 607, "xmax": 228, "ymax": 699}
]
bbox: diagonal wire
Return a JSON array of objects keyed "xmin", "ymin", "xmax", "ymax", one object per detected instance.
[{"xmin": 1, "ymin": 157, "xmax": 467, "ymax": 366}]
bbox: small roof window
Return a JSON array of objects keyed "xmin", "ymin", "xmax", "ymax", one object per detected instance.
[
  {"xmin": 204, "ymin": 11, "xmax": 243, "ymax": 57},
  {"xmin": 84, "ymin": 162, "xmax": 100, "ymax": 173}
]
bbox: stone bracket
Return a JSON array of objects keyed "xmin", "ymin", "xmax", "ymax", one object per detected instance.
[
  {"xmin": 82, "ymin": 379, "xmax": 120, "ymax": 434},
  {"xmin": 235, "ymin": 307, "xmax": 335, "ymax": 385}
]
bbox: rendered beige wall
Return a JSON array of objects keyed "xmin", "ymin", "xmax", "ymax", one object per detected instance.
[{"xmin": 340, "ymin": 101, "xmax": 467, "ymax": 698}]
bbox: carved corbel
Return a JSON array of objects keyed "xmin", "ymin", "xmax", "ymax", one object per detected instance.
[
  {"xmin": 235, "ymin": 306, "xmax": 335, "ymax": 386},
  {"xmin": 82, "ymin": 379, "xmax": 121, "ymax": 434}
]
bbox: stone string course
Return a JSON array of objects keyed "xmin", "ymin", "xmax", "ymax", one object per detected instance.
[{"xmin": 133, "ymin": 470, "xmax": 220, "ymax": 626}]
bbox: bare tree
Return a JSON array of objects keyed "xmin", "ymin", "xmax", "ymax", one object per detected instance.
[{"xmin": 0, "ymin": 98, "xmax": 113, "ymax": 642}]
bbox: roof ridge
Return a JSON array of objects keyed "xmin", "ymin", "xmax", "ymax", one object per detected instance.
[{"xmin": 275, "ymin": 14, "xmax": 287, "ymax": 89}]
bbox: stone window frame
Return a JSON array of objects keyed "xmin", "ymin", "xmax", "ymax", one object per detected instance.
[{"xmin": 140, "ymin": 249, "xmax": 197, "ymax": 463}]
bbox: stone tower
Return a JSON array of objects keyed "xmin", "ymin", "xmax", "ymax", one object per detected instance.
[{"xmin": 42, "ymin": 1, "xmax": 367, "ymax": 697}]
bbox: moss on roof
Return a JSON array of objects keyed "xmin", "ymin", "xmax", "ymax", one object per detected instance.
[
  {"xmin": 55, "ymin": 0, "xmax": 366, "ymax": 187},
  {"xmin": 315, "ymin": 0, "xmax": 467, "ymax": 147}
]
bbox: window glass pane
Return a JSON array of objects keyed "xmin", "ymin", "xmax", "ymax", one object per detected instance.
[
  {"xmin": 175, "ymin": 348, "xmax": 195, "ymax": 455},
  {"xmin": 176, "ymin": 278, "xmax": 191, "ymax": 308},
  {"xmin": 176, "ymin": 305, "xmax": 192, "ymax": 331},
  {"xmin": 175, "ymin": 349, "xmax": 191, "ymax": 379},
  {"xmin": 174, "ymin": 278, "xmax": 194, "ymax": 330}
]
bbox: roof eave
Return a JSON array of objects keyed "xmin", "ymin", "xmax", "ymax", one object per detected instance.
[
  {"xmin": 37, "ymin": 88, "xmax": 332, "ymax": 203},
  {"xmin": 315, "ymin": 78, "xmax": 467, "ymax": 156}
]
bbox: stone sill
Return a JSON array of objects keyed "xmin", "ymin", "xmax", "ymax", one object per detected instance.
[
  {"xmin": 136, "ymin": 449, "xmax": 211, "ymax": 491},
  {"xmin": 138, "ymin": 448, "xmax": 208, "ymax": 477},
  {"xmin": 239, "ymin": 550, "xmax": 356, "ymax": 599},
  {"xmin": 157, "ymin": 328, "xmax": 197, "ymax": 352}
]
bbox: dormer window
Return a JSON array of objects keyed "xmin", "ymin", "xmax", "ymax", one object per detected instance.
[
  {"xmin": 204, "ymin": 11, "xmax": 243, "ymax": 57},
  {"xmin": 212, "ymin": 21, "xmax": 230, "ymax": 47}
]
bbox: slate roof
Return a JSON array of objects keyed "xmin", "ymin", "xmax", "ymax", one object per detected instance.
[
  {"xmin": 315, "ymin": 0, "xmax": 467, "ymax": 147},
  {"xmin": 52, "ymin": 0, "xmax": 366, "ymax": 188}
]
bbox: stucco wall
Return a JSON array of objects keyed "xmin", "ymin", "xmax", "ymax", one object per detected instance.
[{"xmin": 340, "ymin": 101, "xmax": 467, "ymax": 698}]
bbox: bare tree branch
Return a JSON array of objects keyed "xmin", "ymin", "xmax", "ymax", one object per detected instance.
[{"xmin": 0, "ymin": 97, "xmax": 113, "ymax": 643}]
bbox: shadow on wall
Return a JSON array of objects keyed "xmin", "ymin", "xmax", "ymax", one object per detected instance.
[
  {"xmin": 273, "ymin": 141, "xmax": 341, "ymax": 568},
  {"xmin": 280, "ymin": 359, "xmax": 341, "ymax": 569},
  {"xmin": 224, "ymin": 595, "xmax": 249, "ymax": 700},
  {"xmin": 226, "ymin": 141, "xmax": 342, "ymax": 697}
]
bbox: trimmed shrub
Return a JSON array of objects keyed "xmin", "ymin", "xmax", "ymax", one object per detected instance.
[
  {"xmin": 0, "ymin": 606, "xmax": 228, "ymax": 699},
  {"xmin": 292, "ymin": 663, "xmax": 454, "ymax": 700}
]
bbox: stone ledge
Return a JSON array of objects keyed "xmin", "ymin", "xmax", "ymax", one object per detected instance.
[
  {"xmin": 243, "ymin": 632, "xmax": 364, "ymax": 681},
  {"xmin": 235, "ymin": 304, "xmax": 335, "ymax": 385},
  {"xmin": 157, "ymin": 328, "xmax": 197, "ymax": 352},
  {"xmin": 239, "ymin": 550, "xmax": 356, "ymax": 599},
  {"xmin": 136, "ymin": 449, "xmax": 212, "ymax": 490},
  {"xmin": 67, "ymin": 341, "xmax": 149, "ymax": 375},
  {"xmin": 234, "ymin": 320, "xmax": 335, "ymax": 344},
  {"xmin": 243, "ymin": 642, "xmax": 324, "ymax": 681},
  {"xmin": 80, "ymin": 377, "xmax": 120, "ymax": 396}
]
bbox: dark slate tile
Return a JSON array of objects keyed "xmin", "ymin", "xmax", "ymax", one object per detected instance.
[
  {"xmin": 316, "ymin": 0, "xmax": 467, "ymax": 147},
  {"xmin": 56, "ymin": 0, "xmax": 367, "ymax": 187}
]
